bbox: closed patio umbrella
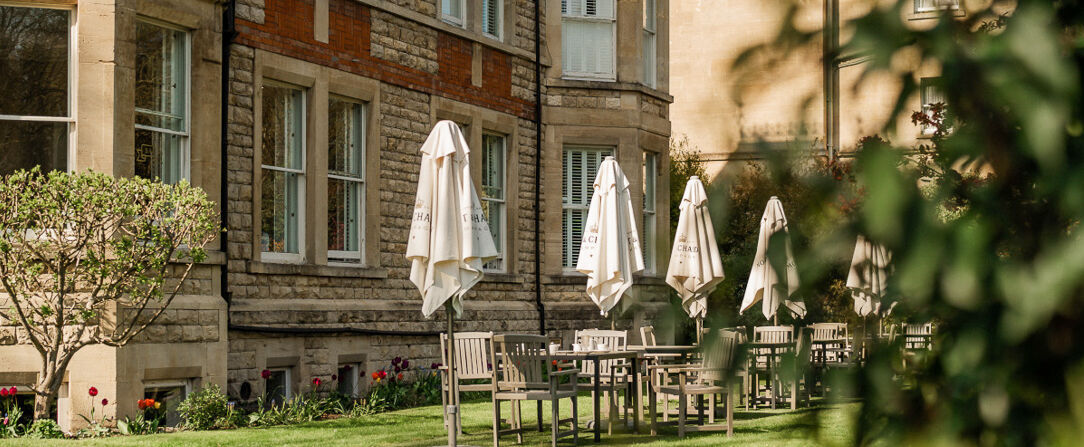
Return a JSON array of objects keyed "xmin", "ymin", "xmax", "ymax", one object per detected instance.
[
  {"xmin": 406, "ymin": 120, "xmax": 497, "ymax": 447},
  {"xmin": 739, "ymin": 196, "xmax": 805, "ymax": 323},
  {"xmin": 666, "ymin": 176, "xmax": 724, "ymax": 343},
  {"xmin": 847, "ymin": 234, "xmax": 893, "ymax": 317},
  {"xmin": 576, "ymin": 156, "xmax": 644, "ymax": 318}
]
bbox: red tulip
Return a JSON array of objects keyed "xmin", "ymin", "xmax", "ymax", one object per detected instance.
[
  {"xmin": 8, "ymin": 387, "xmax": 14, "ymax": 395},
  {"xmin": 397, "ymin": 373, "xmax": 403, "ymax": 380},
  {"xmin": 0, "ymin": 388, "xmax": 8, "ymax": 398},
  {"xmin": 261, "ymin": 369, "xmax": 272, "ymax": 379},
  {"xmin": 371, "ymin": 372, "xmax": 380, "ymax": 380},
  {"xmin": 332, "ymin": 374, "xmax": 338, "ymax": 381},
  {"xmin": 312, "ymin": 377, "xmax": 322, "ymax": 386},
  {"xmin": 101, "ymin": 398, "xmax": 109, "ymax": 406},
  {"xmin": 88, "ymin": 386, "xmax": 98, "ymax": 397}
]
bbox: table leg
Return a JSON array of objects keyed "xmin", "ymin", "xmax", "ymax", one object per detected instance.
[
  {"xmin": 633, "ymin": 356, "xmax": 641, "ymax": 432},
  {"xmin": 594, "ymin": 362, "xmax": 602, "ymax": 443},
  {"xmin": 770, "ymin": 347, "xmax": 777, "ymax": 410}
]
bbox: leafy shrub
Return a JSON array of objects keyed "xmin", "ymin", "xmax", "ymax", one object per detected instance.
[
  {"xmin": 23, "ymin": 419, "xmax": 65, "ymax": 439},
  {"xmin": 177, "ymin": 384, "xmax": 228, "ymax": 430}
]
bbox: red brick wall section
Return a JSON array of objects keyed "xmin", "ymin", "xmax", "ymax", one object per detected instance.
[{"xmin": 235, "ymin": 0, "xmax": 531, "ymax": 119}]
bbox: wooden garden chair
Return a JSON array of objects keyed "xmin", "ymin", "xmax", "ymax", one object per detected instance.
[
  {"xmin": 649, "ymin": 329, "xmax": 739, "ymax": 438},
  {"xmin": 751, "ymin": 325, "xmax": 794, "ymax": 409},
  {"xmin": 575, "ymin": 329, "xmax": 632, "ymax": 433},
  {"xmin": 440, "ymin": 331, "xmax": 495, "ymax": 434},
  {"xmin": 490, "ymin": 334, "xmax": 579, "ymax": 447}
]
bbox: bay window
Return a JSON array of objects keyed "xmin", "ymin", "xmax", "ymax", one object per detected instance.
[
  {"xmin": 561, "ymin": 0, "xmax": 616, "ymax": 80},
  {"xmin": 0, "ymin": 4, "xmax": 72, "ymax": 175},
  {"xmin": 642, "ymin": 152, "xmax": 657, "ymax": 274},
  {"xmin": 134, "ymin": 20, "xmax": 189, "ymax": 184},
  {"xmin": 562, "ymin": 146, "xmax": 613, "ymax": 268},
  {"xmin": 642, "ymin": 0, "xmax": 657, "ymax": 88}
]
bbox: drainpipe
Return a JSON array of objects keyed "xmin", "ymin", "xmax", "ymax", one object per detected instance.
[
  {"xmin": 533, "ymin": 0, "xmax": 545, "ymax": 336},
  {"xmin": 220, "ymin": 0, "xmax": 236, "ymax": 318}
]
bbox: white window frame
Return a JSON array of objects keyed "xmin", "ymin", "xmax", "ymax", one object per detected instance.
[
  {"xmin": 562, "ymin": 146, "xmax": 613, "ymax": 270},
  {"xmin": 0, "ymin": 3, "xmax": 76, "ymax": 173},
  {"xmin": 920, "ymin": 77, "xmax": 945, "ymax": 137},
  {"xmin": 134, "ymin": 17, "xmax": 191, "ymax": 184},
  {"xmin": 561, "ymin": 0, "xmax": 617, "ymax": 81},
  {"xmin": 266, "ymin": 367, "xmax": 293, "ymax": 401},
  {"xmin": 481, "ymin": 132, "xmax": 507, "ymax": 273},
  {"xmin": 327, "ymin": 96, "xmax": 366, "ymax": 263},
  {"xmin": 441, "ymin": 0, "xmax": 466, "ymax": 27},
  {"xmin": 914, "ymin": 0, "xmax": 960, "ymax": 13},
  {"xmin": 642, "ymin": 151, "xmax": 657, "ymax": 274},
  {"xmin": 260, "ymin": 81, "xmax": 307, "ymax": 264},
  {"xmin": 482, "ymin": 0, "xmax": 503, "ymax": 40},
  {"xmin": 641, "ymin": 0, "xmax": 657, "ymax": 88}
]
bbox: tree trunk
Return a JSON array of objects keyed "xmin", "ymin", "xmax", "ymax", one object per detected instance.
[{"xmin": 34, "ymin": 362, "xmax": 65, "ymax": 420}]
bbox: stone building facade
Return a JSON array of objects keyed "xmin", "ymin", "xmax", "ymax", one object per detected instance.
[
  {"xmin": 0, "ymin": 0, "xmax": 671, "ymax": 427},
  {"xmin": 222, "ymin": 0, "xmax": 672, "ymax": 407}
]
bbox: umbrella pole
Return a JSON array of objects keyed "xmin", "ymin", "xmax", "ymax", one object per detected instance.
[
  {"xmin": 446, "ymin": 304, "xmax": 457, "ymax": 447},
  {"xmin": 695, "ymin": 317, "xmax": 703, "ymax": 345}
]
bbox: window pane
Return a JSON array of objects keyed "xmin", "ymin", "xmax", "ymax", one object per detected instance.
[
  {"xmin": 328, "ymin": 178, "xmax": 360, "ymax": 253},
  {"xmin": 135, "ymin": 128, "xmax": 184, "ymax": 184},
  {"xmin": 143, "ymin": 385, "xmax": 187, "ymax": 427},
  {"xmin": 562, "ymin": 147, "xmax": 612, "ymax": 267},
  {"xmin": 266, "ymin": 370, "xmax": 289, "ymax": 403},
  {"xmin": 0, "ymin": 120, "xmax": 67, "ymax": 175},
  {"xmin": 261, "ymin": 170, "xmax": 299, "ymax": 254},
  {"xmin": 442, "ymin": 0, "xmax": 462, "ymax": 20},
  {"xmin": 328, "ymin": 98, "xmax": 363, "ymax": 178},
  {"xmin": 643, "ymin": 153, "xmax": 656, "ymax": 212},
  {"xmin": 481, "ymin": 134, "xmax": 505, "ymax": 200},
  {"xmin": 262, "ymin": 84, "xmax": 303, "ymax": 169},
  {"xmin": 337, "ymin": 365, "xmax": 357, "ymax": 397},
  {"xmin": 135, "ymin": 21, "xmax": 185, "ymax": 131},
  {"xmin": 483, "ymin": 0, "xmax": 500, "ymax": 36},
  {"xmin": 0, "ymin": 6, "xmax": 68, "ymax": 117}
]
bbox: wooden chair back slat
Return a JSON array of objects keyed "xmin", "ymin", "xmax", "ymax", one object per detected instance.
[
  {"xmin": 575, "ymin": 329, "xmax": 628, "ymax": 375},
  {"xmin": 440, "ymin": 331, "xmax": 493, "ymax": 381},
  {"xmin": 700, "ymin": 329, "xmax": 739, "ymax": 383},
  {"xmin": 753, "ymin": 325, "xmax": 794, "ymax": 343},
  {"xmin": 904, "ymin": 322, "xmax": 934, "ymax": 350},
  {"xmin": 640, "ymin": 325, "xmax": 657, "ymax": 346},
  {"xmin": 492, "ymin": 334, "xmax": 549, "ymax": 389}
]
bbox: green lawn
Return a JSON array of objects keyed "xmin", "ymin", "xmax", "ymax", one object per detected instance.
[{"xmin": 0, "ymin": 396, "xmax": 858, "ymax": 447}]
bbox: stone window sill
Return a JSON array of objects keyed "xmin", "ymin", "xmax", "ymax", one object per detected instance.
[
  {"xmin": 246, "ymin": 261, "xmax": 388, "ymax": 279},
  {"xmin": 481, "ymin": 273, "xmax": 523, "ymax": 284},
  {"xmin": 547, "ymin": 78, "xmax": 675, "ymax": 103}
]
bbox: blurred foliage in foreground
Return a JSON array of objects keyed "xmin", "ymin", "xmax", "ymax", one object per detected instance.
[{"xmin": 724, "ymin": 0, "xmax": 1084, "ymax": 445}]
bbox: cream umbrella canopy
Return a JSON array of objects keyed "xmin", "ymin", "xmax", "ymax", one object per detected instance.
[
  {"xmin": 576, "ymin": 156, "xmax": 644, "ymax": 317},
  {"xmin": 847, "ymin": 234, "xmax": 893, "ymax": 317},
  {"xmin": 739, "ymin": 196, "xmax": 805, "ymax": 322},
  {"xmin": 666, "ymin": 176, "xmax": 724, "ymax": 341},
  {"xmin": 405, "ymin": 120, "xmax": 497, "ymax": 447}
]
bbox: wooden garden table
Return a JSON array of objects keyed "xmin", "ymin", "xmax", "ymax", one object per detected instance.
[{"xmin": 551, "ymin": 349, "xmax": 643, "ymax": 442}]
